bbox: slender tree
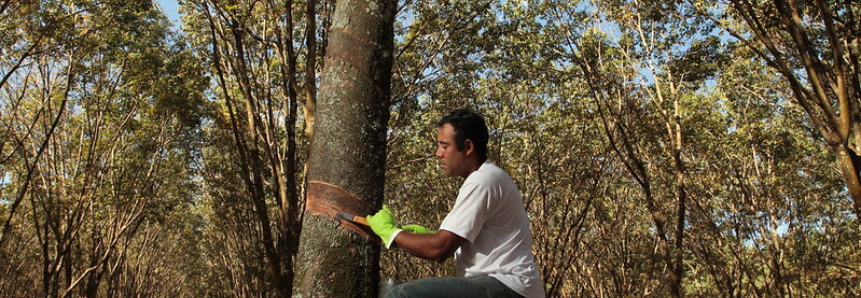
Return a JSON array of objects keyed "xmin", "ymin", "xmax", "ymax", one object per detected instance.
[{"xmin": 693, "ymin": 0, "xmax": 861, "ymax": 219}]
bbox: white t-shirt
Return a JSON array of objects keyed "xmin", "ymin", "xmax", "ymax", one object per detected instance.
[{"xmin": 439, "ymin": 160, "xmax": 545, "ymax": 298}]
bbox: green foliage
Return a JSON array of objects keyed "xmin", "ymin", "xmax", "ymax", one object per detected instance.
[{"xmin": 0, "ymin": 0, "xmax": 209, "ymax": 297}]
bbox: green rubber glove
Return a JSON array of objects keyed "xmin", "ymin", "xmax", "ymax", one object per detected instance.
[
  {"xmin": 402, "ymin": 224, "xmax": 436, "ymax": 235},
  {"xmin": 366, "ymin": 205, "xmax": 402, "ymax": 249}
]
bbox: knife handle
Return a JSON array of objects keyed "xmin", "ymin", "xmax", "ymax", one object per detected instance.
[{"xmin": 351, "ymin": 215, "xmax": 369, "ymax": 226}]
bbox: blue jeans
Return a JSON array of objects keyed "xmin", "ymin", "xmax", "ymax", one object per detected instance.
[{"xmin": 384, "ymin": 275, "xmax": 524, "ymax": 298}]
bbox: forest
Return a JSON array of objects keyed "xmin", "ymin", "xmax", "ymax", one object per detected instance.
[{"xmin": 1, "ymin": 0, "xmax": 859, "ymax": 297}]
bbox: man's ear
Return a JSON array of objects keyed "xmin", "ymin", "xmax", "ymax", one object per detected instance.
[{"xmin": 463, "ymin": 139, "xmax": 475, "ymax": 156}]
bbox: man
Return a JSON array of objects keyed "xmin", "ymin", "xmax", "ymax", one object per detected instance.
[{"xmin": 367, "ymin": 109, "xmax": 545, "ymax": 298}]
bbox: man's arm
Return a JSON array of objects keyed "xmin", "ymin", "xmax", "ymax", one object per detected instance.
[
  {"xmin": 394, "ymin": 230, "xmax": 466, "ymax": 262},
  {"xmin": 365, "ymin": 206, "xmax": 466, "ymax": 261}
]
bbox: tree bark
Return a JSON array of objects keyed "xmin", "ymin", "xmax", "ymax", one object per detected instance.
[
  {"xmin": 834, "ymin": 144, "xmax": 861, "ymax": 215},
  {"xmin": 291, "ymin": 0, "xmax": 395, "ymax": 297}
]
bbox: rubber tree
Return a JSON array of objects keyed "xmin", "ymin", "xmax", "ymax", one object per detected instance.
[
  {"xmin": 291, "ymin": 0, "xmax": 396, "ymax": 297},
  {"xmin": 693, "ymin": 0, "xmax": 861, "ymax": 219}
]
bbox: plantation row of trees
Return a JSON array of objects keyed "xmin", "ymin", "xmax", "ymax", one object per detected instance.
[{"xmin": 1, "ymin": 0, "xmax": 858, "ymax": 297}]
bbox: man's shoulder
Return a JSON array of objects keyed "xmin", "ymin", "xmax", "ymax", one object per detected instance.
[
  {"xmin": 475, "ymin": 161, "xmax": 513, "ymax": 181},
  {"xmin": 465, "ymin": 161, "xmax": 519, "ymax": 195}
]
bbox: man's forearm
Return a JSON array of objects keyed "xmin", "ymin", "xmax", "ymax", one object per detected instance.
[{"xmin": 395, "ymin": 230, "xmax": 464, "ymax": 262}]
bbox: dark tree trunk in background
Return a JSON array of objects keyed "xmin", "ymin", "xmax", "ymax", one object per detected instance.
[{"xmin": 291, "ymin": 0, "xmax": 396, "ymax": 297}]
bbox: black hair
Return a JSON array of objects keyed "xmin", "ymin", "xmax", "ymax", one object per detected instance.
[{"xmin": 436, "ymin": 109, "xmax": 489, "ymax": 158}]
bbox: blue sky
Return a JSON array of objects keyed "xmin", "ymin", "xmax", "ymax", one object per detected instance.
[{"xmin": 156, "ymin": 0, "xmax": 181, "ymax": 27}]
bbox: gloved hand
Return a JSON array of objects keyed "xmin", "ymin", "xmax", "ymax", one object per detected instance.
[
  {"xmin": 401, "ymin": 224, "xmax": 436, "ymax": 235},
  {"xmin": 366, "ymin": 205, "xmax": 402, "ymax": 249}
]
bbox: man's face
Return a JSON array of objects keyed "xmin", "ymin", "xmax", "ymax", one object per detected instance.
[{"xmin": 436, "ymin": 124, "xmax": 471, "ymax": 178}]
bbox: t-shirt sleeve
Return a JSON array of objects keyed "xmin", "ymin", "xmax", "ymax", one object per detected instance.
[{"xmin": 439, "ymin": 182, "xmax": 490, "ymax": 242}]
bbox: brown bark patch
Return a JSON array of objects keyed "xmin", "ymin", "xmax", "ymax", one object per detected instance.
[{"xmin": 306, "ymin": 180, "xmax": 377, "ymax": 237}]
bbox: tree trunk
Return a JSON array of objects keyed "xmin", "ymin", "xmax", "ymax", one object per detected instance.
[
  {"xmin": 291, "ymin": 0, "xmax": 395, "ymax": 297},
  {"xmin": 833, "ymin": 144, "xmax": 861, "ymax": 217}
]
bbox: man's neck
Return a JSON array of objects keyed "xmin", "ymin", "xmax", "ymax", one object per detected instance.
[{"xmin": 461, "ymin": 157, "xmax": 487, "ymax": 179}]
